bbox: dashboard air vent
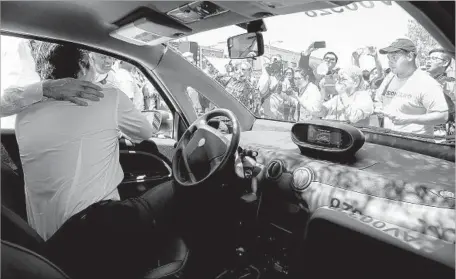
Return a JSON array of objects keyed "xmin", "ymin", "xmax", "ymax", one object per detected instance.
[{"xmin": 266, "ymin": 160, "xmax": 283, "ymax": 180}]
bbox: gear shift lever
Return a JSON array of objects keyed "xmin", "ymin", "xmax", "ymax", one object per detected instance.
[{"xmin": 240, "ymin": 154, "xmax": 262, "ymax": 203}]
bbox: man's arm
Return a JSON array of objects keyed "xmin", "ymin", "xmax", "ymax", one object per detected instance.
[
  {"xmin": 1, "ymin": 79, "xmax": 103, "ymax": 118},
  {"xmin": 392, "ymin": 111, "xmax": 448, "ymax": 126},
  {"xmin": 352, "ymin": 51, "xmax": 361, "ymax": 67},
  {"xmin": 1, "ymin": 82, "xmax": 43, "ymax": 117},
  {"xmin": 298, "ymin": 43, "xmax": 317, "ymax": 83},
  {"xmin": 117, "ymin": 88, "xmax": 154, "ymax": 143},
  {"xmin": 410, "ymin": 82, "xmax": 449, "ymax": 125},
  {"xmin": 373, "ymin": 55, "xmax": 384, "ymax": 80}
]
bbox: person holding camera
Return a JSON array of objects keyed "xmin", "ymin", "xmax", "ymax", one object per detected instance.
[
  {"xmin": 217, "ymin": 61, "xmax": 259, "ymax": 114},
  {"xmin": 292, "ymin": 69, "xmax": 323, "ymax": 122},
  {"xmin": 277, "ymin": 67, "xmax": 298, "ymax": 121},
  {"xmin": 352, "ymin": 46, "xmax": 385, "ymax": 91},
  {"xmin": 298, "ymin": 41, "xmax": 339, "ymax": 101},
  {"xmin": 257, "ymin": 55, "xmax": 285, "ymax": 119}
]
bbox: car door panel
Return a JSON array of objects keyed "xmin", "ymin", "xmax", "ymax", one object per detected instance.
[{"xmin": 117, "ymin": 138, "xmax": 173, "ymax": 199}]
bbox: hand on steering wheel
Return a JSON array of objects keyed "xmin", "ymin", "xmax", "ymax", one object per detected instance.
[{"xmin": 172, "ymin": 109, "xmax": 241, "ymax": 187}]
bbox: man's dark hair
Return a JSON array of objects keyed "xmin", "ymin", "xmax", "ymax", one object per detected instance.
[
  {"xmin": 294, "ymin": 68, "xmax": 311, "ymax": 80},
  {"xmin": 324, "ymin": 52, "xmax": 338, "ymax": 63},
  {"xmin": 429, "ymin": 48, "xmax": 455, "ymax": 58},
  {"xmin": 35, "ymin": 42, "xmax": 89, "ymax": 80}
]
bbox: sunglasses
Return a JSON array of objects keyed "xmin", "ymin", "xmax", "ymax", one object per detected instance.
[
  {"xmin": 324, "ymin": 57, "xmax": 336, "ymax": 62},
  {"xmin": 427, "ymin": 56, "xmax": 447, "ymax": 62}
]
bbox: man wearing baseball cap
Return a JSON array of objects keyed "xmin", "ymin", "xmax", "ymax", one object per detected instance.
[{"xmin": 373, "ymin": 38, "xmax": 449, "ymax": 136}]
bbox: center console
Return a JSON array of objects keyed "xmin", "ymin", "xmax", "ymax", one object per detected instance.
[
  {"xmin": 222, "ymin": 176, "xmax": 309, "ymax": 279},
  {"xmin": 254, "ymin": 183, "xmax": 309, "ymax": 277}
]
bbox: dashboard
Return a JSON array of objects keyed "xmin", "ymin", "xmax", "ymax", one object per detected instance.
[
  {"xmin": 234, "ymin": 128, "xmax": 455, "ymax": 276},
  {"xmin": 237, "ymin": 128, "xmax": 455, "ymax": 252}
]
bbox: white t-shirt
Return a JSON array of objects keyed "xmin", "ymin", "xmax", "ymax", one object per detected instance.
[
  {"xmin": 375, "ymin": 70, "xmax": 448, "ymax": 135},
  {"xmin": 15, "ymin": 82, "xmax": 154, "ymax": 240}
]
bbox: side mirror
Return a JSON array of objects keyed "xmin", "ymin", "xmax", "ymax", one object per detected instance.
[
  {"xmin": 227, "ymin": 32, "xmax": 264, "ymax": 59},
  {"xmin": 141, "ymin": 109, "xmax": 173, "ymax": 138}
]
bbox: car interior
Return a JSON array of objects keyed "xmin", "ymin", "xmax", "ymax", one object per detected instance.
[{"xmin": 1, "ymin": 1, "xmax": 455, "ymax": 279}]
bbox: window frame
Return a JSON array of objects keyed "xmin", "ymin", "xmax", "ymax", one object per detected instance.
[{"xmin": 0, "ymin": 32, "xmax": 187, "ymax": 140}]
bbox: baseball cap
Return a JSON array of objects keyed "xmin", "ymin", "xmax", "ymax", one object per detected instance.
[{"xmin": 379, "ymin": 38, "xmax": 416, "ymax": 54}]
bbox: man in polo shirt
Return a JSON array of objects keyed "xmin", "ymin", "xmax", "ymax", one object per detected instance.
[
  {"xmin": 374, "ymin": 38, "xmax": 449, "ymax": 136},
  {"xmin": 426, "ymin": 48, "xmax": 455, "ymax": 135}
]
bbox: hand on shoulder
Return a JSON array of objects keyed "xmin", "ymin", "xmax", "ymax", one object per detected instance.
[{"xmin": 43, "ymin": 78, "xmax": 104, "ymax": 106}]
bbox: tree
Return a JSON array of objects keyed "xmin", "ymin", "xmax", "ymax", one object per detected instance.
[{"xmin": 406, "ymin": 19, "xmax": 441, "ymax": 65}]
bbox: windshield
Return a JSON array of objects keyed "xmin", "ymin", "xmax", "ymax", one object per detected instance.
[{"xmin": 171, "ymin": 1, "xmax": 455, "ymax": 143}]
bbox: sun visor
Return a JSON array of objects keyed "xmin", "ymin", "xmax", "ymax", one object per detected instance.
[{"xmin": 110, "ymin": 7, "xmax": 192, "ymax": 46}]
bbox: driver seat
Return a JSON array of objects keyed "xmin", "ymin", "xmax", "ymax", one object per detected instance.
[
  {"xmin": 1, "ymin": 134, "xmax": 189, "ymax": 279},
  {"xmin": 1, "ymin": 203, "xmax": 189, "ymax": 279}
]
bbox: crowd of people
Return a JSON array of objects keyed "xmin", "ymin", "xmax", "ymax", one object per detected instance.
[
  {"xmin": 192, "ymin": 39, "xmax": 455, "ymax": 138},
  {"xmin": 5, "ymin": 37, "xmax": 453, "ymax": 139}
]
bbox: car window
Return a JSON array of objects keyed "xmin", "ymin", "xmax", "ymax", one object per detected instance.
[
  {"xmin": 167, "ymin": 41, "xmax": 219, "ymax": 116},
  {"xmin": 1, "ymin": 35, "xmax": 174, "ymax": 139},
  {"xmin": 171, "ymin": 1, "xmax": 455, "ymax": 142}
]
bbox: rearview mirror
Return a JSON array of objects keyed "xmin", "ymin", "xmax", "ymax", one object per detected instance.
[{"xmin": 227, "ymin": 32, "xmax": 264, "ymax": 59}]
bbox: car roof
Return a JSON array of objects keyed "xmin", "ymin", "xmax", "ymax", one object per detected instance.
[
  {"xmin": 2, "ymin": 1, "xmax": 453, "ymax": 65},
  {"xmin": 0, "ymin": 1, "xmax": 361, "ymax": 65}
]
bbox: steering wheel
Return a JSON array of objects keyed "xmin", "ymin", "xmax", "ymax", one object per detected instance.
[{"xmin": 172, "ymin": 108, "xmax": 241, "ymax": 187}]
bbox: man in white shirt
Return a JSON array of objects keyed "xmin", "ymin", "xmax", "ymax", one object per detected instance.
[
  {"xmin": 14, "ymin": 42, "xmax": 177, "ymax": 279},
  {"xmin": 374, "ymin": 38, "xmax": 448, "ymax": 136},
  {"xmin": 319, "ymin": 66, "xmax": 374, "ymax": 126},
  {"xmin": 114, "ymin": 60, "xmax": 145, "ymax": 110}
]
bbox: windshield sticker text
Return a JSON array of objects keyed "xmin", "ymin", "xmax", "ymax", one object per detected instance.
[
  {"xmin": 330, "ymin": 198, "xmax": 362, "ymax": 214},
  {"xmin": 329, "ymin": 199, "xmax": 447, "ymax": 253},
  {"xmin": 305, "ymin": 1, "xmax": 392, "ymax": 17}
]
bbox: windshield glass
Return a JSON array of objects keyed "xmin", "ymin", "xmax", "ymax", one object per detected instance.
[{"xmin": 171, "ymin": 1, "xmax": 455, "ymax": 143}]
